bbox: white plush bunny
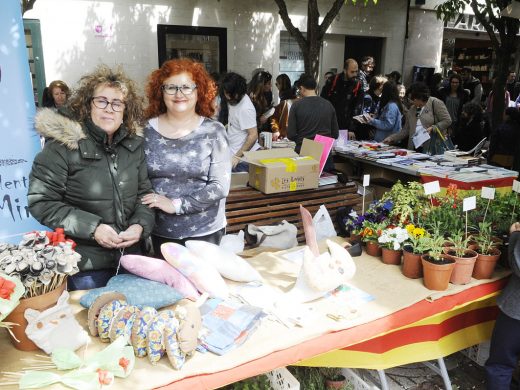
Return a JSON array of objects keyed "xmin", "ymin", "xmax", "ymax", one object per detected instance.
[
  {"xmin": 280, "ymin": 240, "xmax": 357, "ymax": 304},
  {"xmin": 25, "ymin": 290, "xmax": 90, "ymax": 354}
]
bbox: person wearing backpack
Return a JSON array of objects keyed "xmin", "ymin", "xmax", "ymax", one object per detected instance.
[{"xmin": 322, "ymin": 59, "xmax": 364, "ymax": 138}]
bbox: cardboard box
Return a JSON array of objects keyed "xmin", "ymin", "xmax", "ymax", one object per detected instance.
[
  {"xmin": 230, "ymin": 172, "xmax": 249, "ymax": 189},
  {"xmin": 243, "ymin": 139, "xmax": 322, "ymax": 194}
]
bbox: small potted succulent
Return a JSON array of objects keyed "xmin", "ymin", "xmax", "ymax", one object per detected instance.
[
  {"xmin": 377, "ymin": 226, "xmax": 409, "ymax": 265},
  {"xmin": 443, "ymin": 231, "xmax": 478, "ymax": 285},
  {"xmin": 472, "ymin": 221, "xmax": 502, "ymax": 279},
  {"xmin": 421, "ymin": 236, "xmax": 456, "ymax": 291},
  {"xmin": 402, "ymin": 224, "xmax": 429, "ymax": 279}
]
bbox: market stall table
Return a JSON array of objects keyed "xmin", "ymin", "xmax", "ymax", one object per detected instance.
[
  {"xmin": 334, "ymin": 144, "xmax": 518, "ymax": 197},
  {"xmin": 0, "ymin": 242, "xmax": 509, "ymax": 389}
]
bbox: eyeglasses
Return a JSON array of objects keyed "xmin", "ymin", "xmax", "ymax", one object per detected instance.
[
  {"xmin": 91, "ymin": 97, "xmax": 125, "ymax": 112},
  {"xmin": 161, "ymin": 84, "xmax": 197, "ymax": 96}
]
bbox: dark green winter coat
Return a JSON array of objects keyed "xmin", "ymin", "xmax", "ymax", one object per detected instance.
[{"xmin": 28, "ymin": 109, "xmax": 155, "ymax": 271}]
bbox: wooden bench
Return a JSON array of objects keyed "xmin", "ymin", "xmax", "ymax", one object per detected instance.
[{"xmin": 225, "ymin": 182, "xmax": 363, "ymax": 245}]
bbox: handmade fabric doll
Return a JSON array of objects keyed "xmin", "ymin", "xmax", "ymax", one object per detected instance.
[{"xmin": 24, "ymin": 290, "xmax": 89, "ymax": 354}]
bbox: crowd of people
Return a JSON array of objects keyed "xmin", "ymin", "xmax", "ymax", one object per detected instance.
[
  {"xmin": 28, "ymin": 55, "xmax": 520, "ymax": 388},
  {"xmin": 31, "ymin": 59, "xmax": 520, "ymax": 285}
]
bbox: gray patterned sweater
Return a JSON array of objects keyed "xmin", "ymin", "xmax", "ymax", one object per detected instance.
[{"xmin": 143, "ymin": 117, "xmax": 231, "ymax": 239}]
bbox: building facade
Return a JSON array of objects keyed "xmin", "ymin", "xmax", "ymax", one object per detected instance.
[{"xmin": 25, "ymin": 0, "xmax": 446, "ymax": 94}]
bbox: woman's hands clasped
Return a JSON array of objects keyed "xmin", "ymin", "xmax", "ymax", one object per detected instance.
[
  {"xmin": 93, "ymin": 223, "xmax": 143, "ymax": 249},
  {"xmin": 142, "ymin": 193, "xmax": 175, "ymax": 214}
]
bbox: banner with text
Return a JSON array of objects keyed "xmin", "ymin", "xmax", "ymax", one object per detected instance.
[{"xmin": 0, "ymin": 0, "xmax": 47, "ymax": 242}]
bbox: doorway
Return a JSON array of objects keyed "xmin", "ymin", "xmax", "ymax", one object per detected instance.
[{"xmin": 344, "ymin": 36, "xmax": 384, "ymax": 76}]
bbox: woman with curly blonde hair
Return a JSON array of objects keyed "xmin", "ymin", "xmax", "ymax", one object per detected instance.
[
  {"xmin": 28, "ymin": 64, "xmax": 155, "ymax": 290},
  {"xmin": 141, "ymin": 58, "xmax": 231, "ymax": 253}
]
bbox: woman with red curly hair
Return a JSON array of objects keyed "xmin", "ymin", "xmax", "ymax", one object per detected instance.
[{"xmin": 141, "ymin": 58, "xmax": 231, "ymax": 252}]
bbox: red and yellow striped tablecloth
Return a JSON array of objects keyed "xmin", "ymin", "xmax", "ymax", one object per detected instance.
[{"xmin": 297, "ymin": 278, "xmax": 506, "ymax": 370}]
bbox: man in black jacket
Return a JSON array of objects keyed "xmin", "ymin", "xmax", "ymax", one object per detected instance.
[
  {"xmin": 461, "ymin": 67, "xmax": 483, "ymax": 105},
  {"xmin": 322, "ymin": 59, "xmax": 364, "ymax": 137}
]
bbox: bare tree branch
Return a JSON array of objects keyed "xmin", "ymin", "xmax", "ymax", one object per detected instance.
[
  {"xmin": 319, "ymin": 0, "xmax": 345, "ymax": 38},
  {"xmin": 469, "ymin": 0, "xmax": 500, "ymax": 50},
  {"xmin": 273, "ymin": 0, "xmax": 308, "ymax": 52}
]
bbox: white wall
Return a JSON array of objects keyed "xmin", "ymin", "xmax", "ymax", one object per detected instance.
[
  {"xmin": 25, "ymin": 0, "xmax": 409, "ymax": 91},
  {"xmin": 403, "ymin": 7, "xmax": 445, "ymax": 85}
]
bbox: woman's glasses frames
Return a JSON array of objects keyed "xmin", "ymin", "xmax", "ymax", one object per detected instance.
[
  {"xmin": 91, "ymin": 97, "xmax": 125, "ymax": 112},
  {"xmin": 162, "ymin": 84, "xmax": 197, "ymax": 96}
]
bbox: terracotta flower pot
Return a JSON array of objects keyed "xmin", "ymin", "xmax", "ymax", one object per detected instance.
[
  {"xmin": 365, "ymin": 241, "xmax": 382, "ymax": 257},
  {"xmin": 348, "ymin": 233, "xmax": 361, "ymax": 244},
  {"xmin": 402, "ymin": 247, "xmax": 423, "ymax": 279},
  {"xmin": 381, "ymin": 248, "xmax": 402, "ymax": 265},
  {"xmin": 421, "ymin": 255, "xmax": 455, "ymax": 291},
  {"xmin": 4, "ymin": 281, "xmax": 67, "ymax": 351},
  {"xmin": 325, "ymin": 375, "xmax": 347, "ymax": 390},
  {"xmin": 444, "ymin": 248, "xmax": 478, "ymax": 285},
  {"xmin": 473, "ymin": 248, "xmax": 501, "ymax": 279}
]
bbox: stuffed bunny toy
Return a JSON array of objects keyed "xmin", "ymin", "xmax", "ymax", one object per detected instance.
[{"xmin": 25, "ymin": 290, "xmax": 89, "ymax": 354}]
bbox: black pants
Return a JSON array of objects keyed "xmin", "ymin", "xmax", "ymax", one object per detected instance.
[
  {"xmin": 151, "ymin": 228, "xmax": 226, "ymax": 259},
  {"xmin": 485, "ymin": 310, "xmax": 520, "ymax": 389}
]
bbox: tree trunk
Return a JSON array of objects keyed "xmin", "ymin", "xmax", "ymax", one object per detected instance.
[{"xmin": 305, "ymin": 41, "xmax": 321, "ymax": 80}]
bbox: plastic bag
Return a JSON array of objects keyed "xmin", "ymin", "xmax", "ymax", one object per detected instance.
[
  {"xmin": 219, "ymin": 230, "xmax": 245, "ymax": 254},
  {"xmin": 313, "ymin": 205, "xmax": 337, "ymax": 241},
  {"xmin": 245, "ymin": 221, "xmax": 297, "ymax": 249}
]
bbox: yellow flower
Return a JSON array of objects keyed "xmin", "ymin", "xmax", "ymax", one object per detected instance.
[
  {"xmin": 413, "ymin": 227, "xmax": 425, "ymax": 237},
  {"xmin": 406, "ymin": 224, "xmax": 415, "ymax": 234}
]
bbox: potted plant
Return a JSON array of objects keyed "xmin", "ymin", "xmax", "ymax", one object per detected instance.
[
  {"xmin": 421, "ymin": 236, "xmax": 456, "ymax": 291},
  {"xmin": 472, "ymin": 221, "xmax": 502, "ymax": 279},
  {"xmin": 423, "ymin": 184, "xmax": 464, "ymax": 235},
  {"xmin": 381, "ymin": 181, "xmax": 426, "ymax": 224},
  {"xmin": 402, "ymin": 224, "xmax": 429, "ymax": 279},
  {"xmin": 319, "ymin": 367, "xmax": 348, "ymax": 390},
  {"xmin": 443, "ymin": 231, "xmax": 478, "ymax": 285},
  {"xmin": 377, "ymin": 226, "xmax": 409, "ymax": 265},
  {"xmin": 361, "ymin": 221, "xmax": 384, "ymax": 257}
]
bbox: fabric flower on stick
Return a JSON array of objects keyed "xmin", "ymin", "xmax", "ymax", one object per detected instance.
[
  {"xmin": 0, "ymin": 272, "xmax": 25, "ymax": 334},
  {"xmin": 0, "ymin": 230, "xmax": 80, "ymax": 298}
]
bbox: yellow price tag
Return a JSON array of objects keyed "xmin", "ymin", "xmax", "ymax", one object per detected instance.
[{"xmin": 289, "ymin": 181, "xmax": 297, "ymax": 191}]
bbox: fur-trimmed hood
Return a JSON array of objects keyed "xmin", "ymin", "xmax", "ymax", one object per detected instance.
[
  {"xmin": 34, "ymin": 108, "xmax": 143, "ymax": 150},
  {"xmin": 35, "ymin": 109, "xmax": 86, "ymax": 150}
]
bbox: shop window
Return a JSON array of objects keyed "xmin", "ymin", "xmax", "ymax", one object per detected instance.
[
  {"xmin": 279, "ymin": 31, "xmax": 305, "ymax": 85},
  {"xmin": 157, "ymin": 25, "xmax": 227, "ymax": 74}
]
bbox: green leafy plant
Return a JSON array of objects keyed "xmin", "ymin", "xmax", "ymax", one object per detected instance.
[
  {"xmin": 446, "ymin": 230, "xmax": 472, "ymax": 257},
  {"xmin": 473, "ymin": 192, "xmax": 520, "ymax": 236},
  {"xmin": 423, "ymin": 184, "xmax": 464, "ymax": 234},
  {"xmin": 221, "ymin": 374, "xmax": 271, "ymax": 390},
  {"xmin": 319, "ymin": 367, "xmax": 344, "ymax": 381},
  {"xmin": 404, "ymin": 224, "xmax": 431, "ymax": 254},
  {"xmin": 474, "ymin": 221, "xmax": 501, "ymax": 255},
  {"xmin": 288, "ymin": 366, "xmax": 324, "ymax": 390},
  {"xmin": 381, "ymin": 181, "xmax": 426, "ymax": 224},
  {"xmin": 423, "ymin": 235, "xmax": 450, "ymax": 263},
  {"xmin": 360, "ymin": 221, "xmax": 385, "ymax": 243}
]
